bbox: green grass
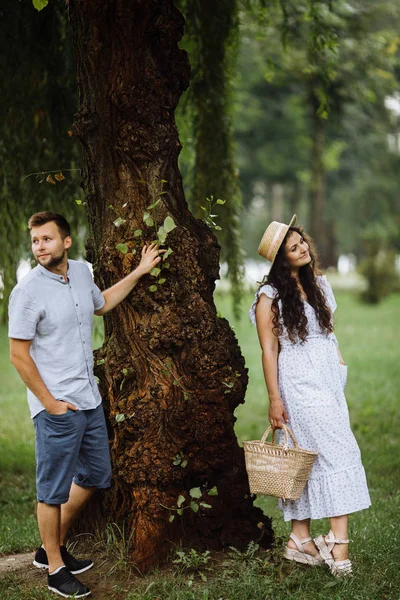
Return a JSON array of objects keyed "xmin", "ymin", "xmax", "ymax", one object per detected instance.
[{"xmin": 1, "ymin": 290, "xmax": 399, "ymax": 599}]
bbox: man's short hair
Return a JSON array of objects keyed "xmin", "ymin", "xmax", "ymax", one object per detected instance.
[{"xmin": 28, "ymin": 212, "xmax": 71, "ymax": 239}]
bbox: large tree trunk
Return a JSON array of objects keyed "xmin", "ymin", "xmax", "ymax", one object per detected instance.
[{"xmin": 68, "ymin": 0, "xmax": 272, "ymax": 571}]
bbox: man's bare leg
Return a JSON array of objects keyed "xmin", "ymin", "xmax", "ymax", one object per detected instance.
[
  {"xmin": 60, "ymin": 482, "xmax": 95, "ymax": 546},
  {"xmin": 37, "ymin": 503, "xmax": 63, "ymax": 573}
]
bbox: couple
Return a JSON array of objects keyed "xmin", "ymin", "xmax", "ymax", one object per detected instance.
[{"xmin": 9, "ymin": 211, "xmax": 371, "ymax": 597}]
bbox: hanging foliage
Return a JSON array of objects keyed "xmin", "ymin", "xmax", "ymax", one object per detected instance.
[{"xmin": 177, "ymin": 0, "xmax": 244, "ymax": 316}]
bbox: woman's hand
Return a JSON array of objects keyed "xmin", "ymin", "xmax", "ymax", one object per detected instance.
[{"xmin": 269, "ymin": 400, "xmax": 288, "ymax": 429}]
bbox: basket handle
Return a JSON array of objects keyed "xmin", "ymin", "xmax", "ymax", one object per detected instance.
[{"xmin": 260, "ymin": 423, "xmax": 299, "ymax": 449}]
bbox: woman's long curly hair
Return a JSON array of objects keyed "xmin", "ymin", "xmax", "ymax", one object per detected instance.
[{"xmin": 260, "ymin": 226, "xmax": 333, "ymax": 343}]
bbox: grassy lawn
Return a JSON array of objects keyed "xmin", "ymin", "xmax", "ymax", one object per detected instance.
[{"xmin": 0, "ymin": 290, "xmax": 399, "ymax": 599}]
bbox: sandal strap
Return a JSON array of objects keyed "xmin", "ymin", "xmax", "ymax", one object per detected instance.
[
  {"xmin": 325, "ymin": 530, "xmax": 349, "ymax": 547},
  {"xmin": 289, "ymin": 533, "xmax": 312, "ymax": 553}
]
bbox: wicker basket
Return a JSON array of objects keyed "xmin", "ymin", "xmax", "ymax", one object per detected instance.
[{"xmin": 243, "ymin": 424, "xmax": 318, "ymax": 500}]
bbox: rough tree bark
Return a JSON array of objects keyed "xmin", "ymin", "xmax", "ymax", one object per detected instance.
[{"xmin": 68, "ymin": 0, "xmax": 272, "ymax": 571}]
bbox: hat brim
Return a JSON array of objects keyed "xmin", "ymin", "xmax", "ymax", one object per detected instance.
[{"xmin": 258, "ymin": 214, "xmax": 297, "ymax": 263}]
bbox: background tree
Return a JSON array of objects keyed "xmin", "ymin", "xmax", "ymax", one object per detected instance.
[{"xmin": 0, "ymin": 0, "xmax": 85, "ymax": 321}]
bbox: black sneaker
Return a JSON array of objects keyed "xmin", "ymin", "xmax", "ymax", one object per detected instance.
[
  {"xmin": 33, "ymin": 545, "xmax": 94, "ymax": 574},
  {"xmin": 48, "ymin": 567, "xmax": 91, "ymax": 598}
]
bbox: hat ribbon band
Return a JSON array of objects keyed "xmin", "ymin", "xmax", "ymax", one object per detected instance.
[{"xmin": 266, "ymin": 224, "xmax": 285, "ymax": 261}]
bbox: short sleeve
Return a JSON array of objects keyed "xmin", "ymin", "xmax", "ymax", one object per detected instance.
[
  {"xmin": 81, "ymin": 262, "xmax": 105, "ymax": 312},
  {"xmin": 249, "ymin": 284, "xmax": 277, "ymax": 326},
  {"xmin": 8, "ymin": 287, "xmax": 41, "ymax": 340},
  {"xmin": 91, "ymin": 279, "xmax": 105, "ymax": 311},
  {"xmin": 318, "ymin": 275, "xmax": 337, "ymax": 313}
]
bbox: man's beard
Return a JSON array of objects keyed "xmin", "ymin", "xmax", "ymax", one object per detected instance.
[{"xmin": 37, "ymin": 250, "xmax": 66, "ymax": 269}]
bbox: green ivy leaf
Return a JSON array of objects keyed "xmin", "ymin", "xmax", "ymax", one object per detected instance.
[
  {"xmin": 216, "ymin": 199, "xmax": 226, "ymax": 205},
  {"xmin": 157, "ymin": 226, "xmax": 167, "ymax": 244},
  {"xmin": 163, "ymin": 216, "xmax": 177, "ymax": 233},
  {"xmin": 113, "ymin": 217, "xmax": 126, "ymax": 228},
  {"xmin": 189, "ymin": 487, "xmax": 202, "ymax": 499},
  {"xmin": 200, "ymin": 502, "xmax": 212, "ymax": 509},
  {"xmin": 33, "ymin": 0, "xmax": 49, "ymax": 11},
  {"xmin": 75, "ymin": 199, "xmax": 82, "ymax": 205},
  {"xmin": 157, "ymin": 278, "xmax": 166, "ymax": 285},
  {"xmin": 116, "ymin": 243, "xmax": 128, "ymax": 254},
  {"xmin": 169, "ymin": 514, "xmax": 175, "ymax": 522},
  {"xmin": 208, "ymin": 486, "xmax": 218, "ymax": 496},
  {"xmin": 163, "ymin": 247, "xmax": 173, "ymax": 260},
  {"xmin": 190, "ymin": 502, "xmax": 199, "ymax": 513},
  {"xmin": 181, "ymin": 459, "xmax": 188, "ymax": 468},
  {"xmin": 150, "ymin": 267, "xmax": 161, "ymax": 277},
  {"xmin": 177, "ymin": 495, "xmax": 185, "ymax": 508},
  {"xmin": 134, "ymin": 229, "xmax": 142, "ymax": 237},
  {"xmin": 149, "ymin": 285, "xmax": 158, "ymax": 292},
  {"xmin": 143, "ymin": 212, "xmax": 154, "ymax": 227},
  {"xmin": 146, "ymin": 198, "xmax": 161, "ymax": 210},
  {"xmin": 177, "ymin": 508, "xmax": 183, "ymax": 516},
  {"xmin": 115, "ymin": 413, "xmax": 126, "ymax": 423}
]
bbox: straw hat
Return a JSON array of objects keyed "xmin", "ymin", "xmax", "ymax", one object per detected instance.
[{"xmin": 258, "ymin": 215, "xmax": 297, "ymax": 263}]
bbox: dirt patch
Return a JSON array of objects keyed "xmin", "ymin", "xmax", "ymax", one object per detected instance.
[{"xmin": 0, "ymin": 551, "xmax": 143, "ymax": 599}]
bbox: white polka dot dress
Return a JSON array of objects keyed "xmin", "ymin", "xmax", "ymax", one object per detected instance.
[{"xmin": 249, "ymin": 276, "xmax": 371, "ymax": 521}]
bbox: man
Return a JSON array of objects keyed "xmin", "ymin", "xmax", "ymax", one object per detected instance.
[{"xmin": 8, "ymin": 211, "xmax": 163, "ymax": 598}]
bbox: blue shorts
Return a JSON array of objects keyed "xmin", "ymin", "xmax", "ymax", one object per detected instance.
[{"xmin": 33, "ymin": 404, "xmax": 112, "ymax": 505}]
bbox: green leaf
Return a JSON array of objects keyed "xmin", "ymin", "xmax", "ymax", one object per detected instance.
[
  {"xmin": 149, "ymin": 285, "xmax": 158, "ymax": 292},
  {"xmin": 163, "ymin": 247, "xmax": 173, "ymax": 260},
  {"xmin": 115, "ymin": 413, "xmax": 126, "ymax": 423},
  {"xmin": 181, "ymin": 459, "xmax": 188, "ymax": 468},
  {"xmin": 216, "ymin": 199, "xmax": 226, "ymax": 205},
  {"xmin": 189, "ymin": 487, "xmax": 202, "ymax": 499},
  {"xmin": 163, "ymin": 216, "xmax": 177, "ymax": 233},
  {"xmin": 163, "ymin": 262, "xmax": 170, "ymax": 269},
  {"xmin": 157, "ymin": 278, "xmax": 166, "ymax": 285},
  {"xmin": 75, "ymin": 199, "xmax": 82, "ymax": 205},
  {"xmin": 94, "ymin": 376, "xmax": 100, "ymax": 384},
  {"xmin": 116, "ymin": 243, "xmax": 128, "ymax": 254},
  {"xmin": 169, "ymin": 514, "xmax": 175, "ymax": 523},
  {"xmin": 214, "ymin": 225, "xmax": 222, "ymax": 231},
  {"xmin": 177, "ymin": 508, "xmax": 183, "ymax": 516},
  {"xmin": 96, "ymin": 359, "xmax": 105, "ymax": 366},
  {"xmin": 190, "ymin": 502, "xmax": 199, "ymax": 513},
  {"xmin": 33, "ymin": 0, "xmax": 49, "ymax": 11},
  {"xmin": 122, "ymin": 368, "xmax": 128, "ymax": 376},
  {"xmin": 183, "ymin": 392, "xmax": 191, "ymax": 401},
  {"xmin": 150, "ymin": 267, "xmax": 161, "ymax": 277},
  {"xmin": 146, "ymin": 198, "xmax": 161, "ymax": 210},
  {"xmin": 200, "ymin": 502, "xmax": 212, "ymax": 509},
  {"xmin": 177, "ymin": 495, "xmax": 185, "ymax": 508},
  {"xmin": 113, "ymin": 217, "xmax": 126, "ymax": 228},
  {"xmin": 143, "ymin": 212, "xmax": 154, "ymax": 227},
  {"xmin": 208, "ymin": 486, "xmax": 218, "ymax": 496},
  {"xmin": 173, "ymin": 459, "xmax": 180, "ymax": 466},
  {"xmin": 157, "ymin": 226, "xmax": 167, "ymax": 244},
  {"xmin": 134, "ymin": 229, "xmax": 142, "ymax": 237}
]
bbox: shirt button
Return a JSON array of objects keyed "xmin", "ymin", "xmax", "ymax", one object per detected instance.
[{"xmin": 76, "ymin": 303, "xmax": 78, "ymax": 306}]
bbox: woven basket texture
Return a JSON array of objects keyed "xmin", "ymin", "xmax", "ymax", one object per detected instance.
[{"xmin": 243, "ymin": 425, "xmax": 318, "ymax": 500}]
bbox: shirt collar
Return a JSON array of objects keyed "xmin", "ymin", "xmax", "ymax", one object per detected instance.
[{"xmin": 36, "ymin": 261, "xmax": 70, "ymax": 284}]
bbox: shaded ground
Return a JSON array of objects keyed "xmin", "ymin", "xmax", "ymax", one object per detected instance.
[{"xmin": 0, "ymin": 548, "xmax": 143, "ymax": 599}]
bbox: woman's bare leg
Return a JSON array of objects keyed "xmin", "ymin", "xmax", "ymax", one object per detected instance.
[
  {"xmin": 329, "ymin": 514, "xmax": 349, "ymax": 560},
  {"xmin": 287, "ymin": 518, "xmax": 319, "ymax": 556}
]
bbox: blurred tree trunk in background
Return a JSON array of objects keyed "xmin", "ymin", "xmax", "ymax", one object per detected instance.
[
  {"xmin": 310, "ymin": 89, "xmax": 328, "ymax": 266},
  {"xmin": 68, "ymin": 0, "xmax": 272, "ymax": 571}
]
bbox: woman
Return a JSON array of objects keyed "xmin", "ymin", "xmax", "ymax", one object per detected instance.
[{"xmin": 249, "ymin": 215, "xmax": 370, "ymax": 577}]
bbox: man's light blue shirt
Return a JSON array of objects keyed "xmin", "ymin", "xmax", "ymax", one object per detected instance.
[{"xmin": 8, "ymin": 260, "xmax": 105, "ymax": 418}]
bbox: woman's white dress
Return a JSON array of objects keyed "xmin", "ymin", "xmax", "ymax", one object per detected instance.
[{"xmin": 249, "ymin": 276, "xmax": 371, "ymax": 521}]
